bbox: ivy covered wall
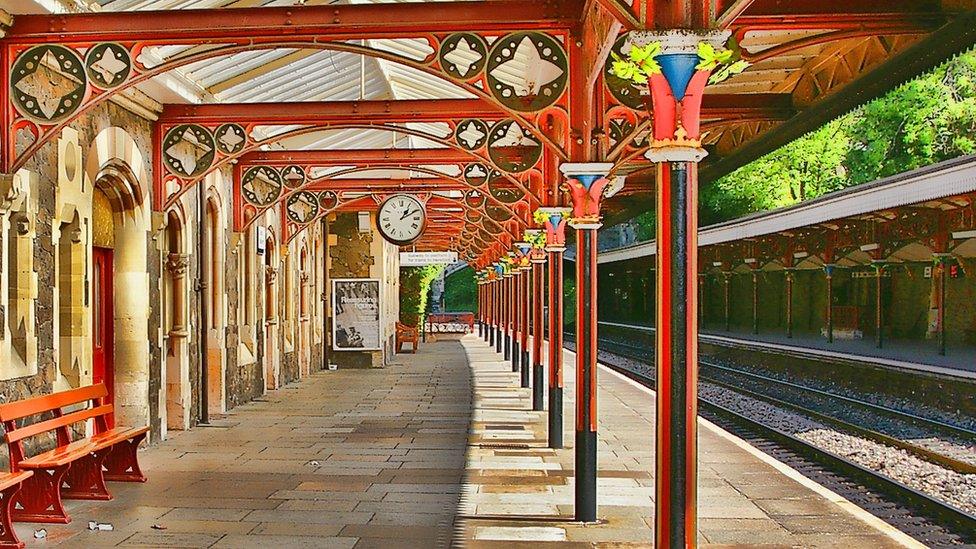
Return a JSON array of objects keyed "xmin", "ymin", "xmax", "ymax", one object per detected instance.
[{"xmin": 399, "ymin": 265, "xmax": 444, "ymax": 327}]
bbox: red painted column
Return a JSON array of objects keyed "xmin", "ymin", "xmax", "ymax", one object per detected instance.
[
  {"xmin": 633, "ymin": 29, "xmax": 737, "ymax": 547},
  {"xmin": 514, "ymin": 262, "xmax": 523, "ymax": 366},
  {"xmin": 527, "ymin": 232, "xmax": 547, "ymax": 412},
  {"xmin": 538, "ymin": 207, "xmax": 570, "ymax": 449},
  {"xmin": 504, "ymin": 268, "xmax": 513, "ymax": 360},
  {"xmin": 492, "ymin": 274, "xmax": 500, "ymax": 350},
  {"xmin": 520, "ymin": 260, "xmax": 531, "ymax": 389},
  {"xmin": 560, "ymin": 163, "xmax": 614, "ymax": 524}
]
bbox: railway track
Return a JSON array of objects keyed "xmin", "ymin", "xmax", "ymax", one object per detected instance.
[
  {"xmin": 604, "ymin": 337, "xmax": 976, "ymax": 475},
  {"xmin": 563, "ymin": 334, "xmax": 976, "ymax": 547}
]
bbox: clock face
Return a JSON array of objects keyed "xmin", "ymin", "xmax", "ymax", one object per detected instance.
[{"xmin": 378, "ymin": 194, "xmax": 426, "ymax": 245}]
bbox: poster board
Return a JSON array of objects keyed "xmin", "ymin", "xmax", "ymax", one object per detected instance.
[{"xmin": 331, "ymin": 279, "xmax": 381, "ymax": 351}]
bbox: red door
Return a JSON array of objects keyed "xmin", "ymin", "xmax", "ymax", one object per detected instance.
[{"xmin": 92, "ymin": 247, "xmax": 115, "ymax": 429}]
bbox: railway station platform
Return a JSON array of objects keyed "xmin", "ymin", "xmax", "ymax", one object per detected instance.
[{"xmin": 19, "ymin": 336, "xmax": 919, "ymax": 548}]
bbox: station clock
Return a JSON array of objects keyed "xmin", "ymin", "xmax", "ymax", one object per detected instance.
[{"xmin": 377, "ymin": 194, "xmax": 427, "ymax": 246}]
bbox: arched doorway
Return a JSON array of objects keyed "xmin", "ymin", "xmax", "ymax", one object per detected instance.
[
  {"xmin": 164, "ymin": 210, "xmax": 191, "ymax": 431},
  {"xmin": 264, "ymin": 232, "xmax": 279, "ymax": 390},
  {"xmin": 91, "ymin": 189, "xmax": 115, "ymax": 419},
  {"xmin": 89, "ymin": 159, "xmax": 151, "ymax": 433},
  {"xmin": 86, "ymin": 127, "xmax": 152, "ymax": 437}
]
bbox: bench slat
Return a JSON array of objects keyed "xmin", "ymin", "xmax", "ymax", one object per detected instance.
[
  {"xmin": 18, "ymin": 439, "xmax": 98, "ymax": 469},
  {"xmin": 0, "ymin": 384, "xmax": 108, "ymax": 422},
  {"xmin": 0, "ymin": 471, "xmax": 31, "ymax": 491},
  {"xmin": 5, "ymin": 404, "xmax": 114, "ymax": 444}
]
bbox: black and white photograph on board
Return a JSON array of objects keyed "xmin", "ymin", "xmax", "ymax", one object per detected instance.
[{"xmin": 332, "ymin": 279, "xmax": 381, "ymax": 351}]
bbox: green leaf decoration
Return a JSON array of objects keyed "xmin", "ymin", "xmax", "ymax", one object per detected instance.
[
  {"xmin": 708, "ymin": 59, "xmax": 750, "ymax": 84},
  {"xmin": 609, "ymin": 42, "xmax": 662, "ymax": 86},
  {"xmin": 696, "ymin": 42, "xmax": 733, "ymax": 71}
]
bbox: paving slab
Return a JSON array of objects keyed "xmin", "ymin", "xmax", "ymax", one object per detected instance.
[{"xmin": 16, "ymin": 342, "xmax": 469, "ymax": 547}]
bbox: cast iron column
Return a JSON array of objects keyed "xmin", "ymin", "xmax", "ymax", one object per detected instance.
[
  {"xmin": 521, "ymin": 265, "xmax": 531, "ymax": 389},
  {"xmin": 531, "ymin": 255, "xmax": 545, "ymax": 411},
  {"xmin": 635, "ymin": 28, "xmax": 734, "ymax": 548},
  {"xmin": 478, "ymin": 280, "xmax": 484, "ymax": 339},
  {"xmin": 512, "ymin": 267, "xmax": 522, "ymax": 372},
  {"xmin": 785, "ymin": 269, "xmax": 794, "ymax": 339},
  {"xmin": 561, "ymin": 163, "xmax": 614, "ymax": 524},
  {"xmin": 723, "ymin": 272, "xmax": 731, "ymax": 332},
  {"xmin": 873, "ymin": 262, "xmax": 885, "ymax": 349},
  {"xmin": 936, "ymin": 254, "xmax": 951, "ymax": 356},
  {"xmin": 491, "ymin": 275, "xmax": 499, "ymax": 349},
  {"xmin": 824, "ymin": 264, "xmax": 835, "ymax": 343},
  {"xmin": 539, "ymin": 208, "xmax": 570, "ymax": 449},
  {"xmin": 504, "ymin": 273, "xmax": 512, "ymax": 359},
  {"xmin": 653, "ymin": 160, "xmax": 700, "ymax": 548},
  {"xmin": 495, "ymin": 271, "xmax": 503, "ymax": 354},
  {"xmin": 751, "ymin": 270, "xmax": 759, "ymax": 335}
]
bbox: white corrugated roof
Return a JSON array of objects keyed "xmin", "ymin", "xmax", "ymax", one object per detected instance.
[{"xmin": 90, "ymin": 0, "xmax": 478, "ymax": 152}]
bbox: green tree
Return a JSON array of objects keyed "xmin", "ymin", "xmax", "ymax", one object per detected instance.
[
  {"xmin": 443, "ymin": 267, "xmax": 477, "ymax": 312},
  {"xmin": 702, "ymin": 118, "xmax": 849, "ymax": 225},
  {"xmin": 698, "ymin": 48, "xmax": 976, "ymax": 225},
  {"xmin": 399, "ymin": 265, "xmax": 444, "ymax": 327},
  {"xmin": 845, "ymin": 52, "xmax": 976, "ymax": 183}
]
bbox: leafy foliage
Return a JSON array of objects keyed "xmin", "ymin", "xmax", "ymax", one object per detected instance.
[
  {"xmin": 443, "ymin": 267, "xmax": 477, "ymax": 312},
  {"xmin": 610, "ymin": 42, "xmax": 662, "ymax": 85},
  {"xmin": 399, "ymin": 265, "xmax": 443, "ymax": 327},
  {"xmin": 703, "ymin": 48, "xmax": 976, "ymax": 225}
]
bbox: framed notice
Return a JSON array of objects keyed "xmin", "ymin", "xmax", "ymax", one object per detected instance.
[{"xmin": 331, "ymin": 279, "xmax": 381, "ymax": 351}]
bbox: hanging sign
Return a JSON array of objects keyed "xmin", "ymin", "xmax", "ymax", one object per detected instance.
[
  {"xmin": 399, "ymin": 251, "xmax": 458, "ymax": 266},
  {"xmin": 331, "ymin": 279, "xmax": 381, "ymax": 351}
]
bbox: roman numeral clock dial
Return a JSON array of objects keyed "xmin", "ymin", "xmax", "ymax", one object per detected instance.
[{"xmin": 377, "ymin": 194, "xmax": 427, "ymax": 246}]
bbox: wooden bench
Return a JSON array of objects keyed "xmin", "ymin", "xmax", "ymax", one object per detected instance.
[
  {"xmin": 0, "ymin": 472, "xmax": 32, "ymax": 548},
  {"xmin": 0, "ymin": 384, "xmax": 149, "ymax": 524},
  {"xmin": 396, "ymin": 322, "xmax": 419, "ymax": 353}
]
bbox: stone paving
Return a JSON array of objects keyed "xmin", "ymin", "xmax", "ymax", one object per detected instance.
[
  {"xmin": 19, "ymin": 334, "xmax": 919, "ymax": 547},
  {"xmin": 18, "ymin": 343, "xmax": 471, "ymax": 548}
]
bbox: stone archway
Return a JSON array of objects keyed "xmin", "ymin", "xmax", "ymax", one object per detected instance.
[
  {"xmin": 163, "ymin": 209, "xmax": 191, "ymax": 431},
  {"xmin": 85, "ymin": 126, "xmax": 152, "ymax": 433}
]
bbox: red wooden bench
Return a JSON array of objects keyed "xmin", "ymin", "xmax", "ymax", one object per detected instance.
[
  {"xmin": 396, "ymin": 322, "xmax": 419, "ymax": 353},
  {"xmin": 426, "ymin": 312, "xmax": 475, "ymax": 333},
  {"xmin": 0, "ymin": 383, "xmax": 149, "ymax": 524},
  {"xmin": 0, "ymin": 472, "xmax": 32, "ymax": 548}
]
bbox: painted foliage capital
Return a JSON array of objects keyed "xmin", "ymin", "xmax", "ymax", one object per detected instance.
[
  {"xmin": 621, "ymin": 29, "xmax": 747, "ymax": 160},
  {"xmin": 534, "ymin": 207, "xmax": 571, "ymax": 251},
  {"xmin": 560, "ymin": 163, "xmax": 613, "ymax": 229},
  {"xmin": 166, "ymin": 253, "xmax": 190, "ymax": 276}
]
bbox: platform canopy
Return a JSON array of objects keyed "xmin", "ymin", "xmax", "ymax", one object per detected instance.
[{"xmin": 2, "ymin": 0, "xmax": 975, "ymax": 266}]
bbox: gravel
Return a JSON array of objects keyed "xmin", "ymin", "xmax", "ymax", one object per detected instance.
[{"xmin": 699, "ymin": 382, "xmax": 976, "ymax": 514}]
